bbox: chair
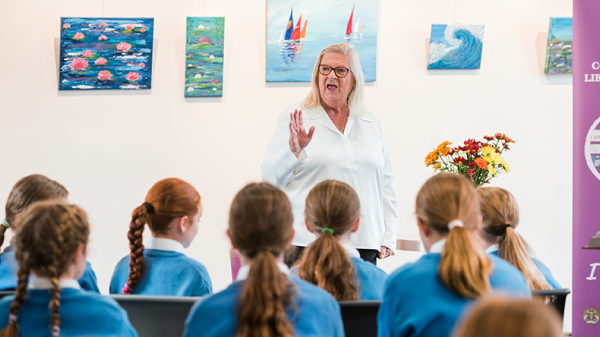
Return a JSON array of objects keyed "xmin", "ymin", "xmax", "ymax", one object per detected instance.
[
  {"xmin": 339, "ymin": 301, "xmax": 381, "ymax": 337},
  {"xmin": 531, "ymin": 288, "xmax": 571, "ymax": 319},
  {"xmin": 0, "ymin": 291, "xmax": 14, "ymax": 300},
  {"xmin": 110, "ymin": 295, "xmax": 202, "ymax": 337}
]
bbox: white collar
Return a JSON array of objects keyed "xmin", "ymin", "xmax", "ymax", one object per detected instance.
[
  {"xmin": 236, "ymin": 262, "xmax": 290, "ymax": 281},
  {"xmin": 340, "ymin": 242, "xmax": 361, "ymax": 259},
  {"xmin": 486, "ymin": 244, "xmax": 499, "ymax": 253},
  {"xmin": 429, "ymin": 238, "xmax": 447, "ymax": 253},
  {"xmin": 145, "ymin": 237, "xmax": 185, "ymax": 254},
  {"xmin": 301, "ymin": 105, "xmax": 373, "ymax": 122},
  {"xmin": 28, "ymin": 275, "xmax": 80, "ymax": 290}
]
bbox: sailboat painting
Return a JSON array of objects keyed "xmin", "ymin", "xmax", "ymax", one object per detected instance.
[
  {"xmin": 427, "ymin": 24, "xmax": 485, "ymax": 70},
  {"xmin": 267, "ymin": 0, "xmax": 378, "ymax": 82}
]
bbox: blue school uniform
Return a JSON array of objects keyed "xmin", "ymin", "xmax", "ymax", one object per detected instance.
[
  {"xmin": 378, "ymin": 239, "xmax": 531, "ymax": 337},
  {"xmin": 291, "ymin": 243, "xmax": 387, "ymax": 300},
  {"xmin": 109, "ymin": 238, "xmax": 212, "ymax": 296},
  {"xmin": 488, "ymin": 248, "xmax": 561, "ymax": 289},
  {"xmin": 0, "ymin": 277, "xmax": 137, "ymax": 336},
  {"xmin": 184, "ymin": 263, "xmax": 345, "ymax": 337},
  {"xmin": 0, "ymin": 247, "xmax": 100, "ymax": 292}
]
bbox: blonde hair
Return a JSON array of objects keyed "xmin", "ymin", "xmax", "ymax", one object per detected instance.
[
  {"xmin": 416, "ymin": 173, "xmax": 492, "ymax": 299},
  {"xmin": 297, "ymin": 180, "xmax": 360, "ymax": 301},
  {"xmin": 477, "ymin": 187, "xmax": 550, "ymax": 291},
  {"xmin": 301, "ymin": 43, "xmax": 368, "ymax": 118},
  {"xmin": 453, "ymin": 296, "xmax": 562, "ymax": 337}
]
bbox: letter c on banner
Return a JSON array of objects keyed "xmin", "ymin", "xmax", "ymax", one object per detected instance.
[{"xmin": 593, "ymin": 62, "xmax": 600, "ymax": 70}]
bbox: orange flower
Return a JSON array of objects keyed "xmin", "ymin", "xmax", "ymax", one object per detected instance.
[
  {"xmin": 436, "ymin": 141, "xmax": 452, "ymax": 156},
  {"xmin": 425, "ymin": 151, "xmax": 439, "ymax": 167},
  {"xmin": 474, "ymin": 158, "xmax": 488, "ymax": 170},
  {"xmin": 433, "ymin": 162, "xmax": 441, "ymax": 172}
]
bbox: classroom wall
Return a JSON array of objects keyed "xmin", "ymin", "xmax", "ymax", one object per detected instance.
[{"xmin": 0, "ymin": 0, "xmax": 573, "ymax": 330}]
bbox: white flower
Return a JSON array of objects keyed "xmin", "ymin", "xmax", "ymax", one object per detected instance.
[
  {"xmin": 212, "ymin": 88, "xmax": 217, "ymax": 91},
  {"xmin": 187, "ymin": 64, "xmax": 193, "ymax": 67},
  {"xmin": 209, "ymin": 55, "xmax": 215, "ymax": 59},
  {"xmin": 195, "ymin": 74, "xmax": 202, "ymax": 79},
  {"xmin": 197, "ymin": 25, "xmax": 204, "ymax": 29},
  {"xmin": 187, "ymin": 87, "xmax": 194, "ymax": 92}
]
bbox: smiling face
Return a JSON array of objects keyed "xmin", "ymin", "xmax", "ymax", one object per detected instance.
[{"xmin": 318, "ymin": 52, "xmax": 355, "ymax": 109}]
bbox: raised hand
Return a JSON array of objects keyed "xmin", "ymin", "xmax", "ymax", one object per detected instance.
[{"xmin": 289, "ymin": 109, "xmax": 316, "ymax": 158}]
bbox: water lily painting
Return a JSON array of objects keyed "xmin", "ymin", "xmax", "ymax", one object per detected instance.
[
  {"xmin": 544, "ymin": 17, "xmax": 572, "ymax": 74},
  {"xmin": 185, "ymin": 17, "xmax": 225, "ymax": 97},
  {"xmin": 427, "ymin": 24, "xmax": 485, "ymax": 70},
  {"xmin": 59, "ymin": 17, "xmax": 154, "ymax": 90},
  {"xmin": 266, "ymin": 0, "xmax": 378, "ymax": 82}
]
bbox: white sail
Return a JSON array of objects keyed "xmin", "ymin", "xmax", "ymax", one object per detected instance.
[
  {"xmin": 354, "ymin": 17, "xmax": 360, "ymax": 33},
  {"xmin": 279, "ymin": 29, "xmax": 285, "ymax": 41}
]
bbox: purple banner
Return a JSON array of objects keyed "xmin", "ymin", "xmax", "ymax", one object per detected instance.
[{"xmin": 574, "ymin": 0, "xmax": 600, "ymax": 334}]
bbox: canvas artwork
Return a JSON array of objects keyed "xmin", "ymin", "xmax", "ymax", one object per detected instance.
[
  {"xmin": 266, "ymin": 0, "xmax": 378, "ymax": 82},
  {"xmin": 544, "ymin": 17, "xmax": 572, "ymax": 74},
  {"xmin": 185, "ymin": 17, "xmax": 225, "ymax": 97},
  {"xmin": 427, "ymin": 24, "xmax": 485, "ymax": 70},
  {"xmin": 59, "ymin": 18, "xmax": 154, "ymax": 90}
]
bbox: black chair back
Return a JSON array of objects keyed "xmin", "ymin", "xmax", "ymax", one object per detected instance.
[
  {"xmin": 339, "ymin": 301, "xmax": 381, "ymax": 337},
  {"xmin": 110, "ymin": 295, "xmax": 201, "ymax": 337},
  {"xmin": 531, "ymin": 288, "xmax": 571, "ymax": 319},
  {"xmin": 0, "ymin": 291, "xmax": 14, "ymax": 300}
]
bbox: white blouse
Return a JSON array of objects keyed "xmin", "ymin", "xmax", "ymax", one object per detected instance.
[{"xmin": 261, "ymin": 101, "xmax": 400, "ymax": 253}]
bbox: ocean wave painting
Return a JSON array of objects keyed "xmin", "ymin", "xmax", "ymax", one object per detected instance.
[
  {"xmin": 427, "ymin": 24, "xmax": 485, "ymax": 70},
  {"xmin": 266, "ymin": 0, "xmax": 378, "ymax": 82},
  {"xmin": 59, "ymin": 17, "xmax": 154, "ymax": 90},
  {"xmin": 185, "ymin": 17, "xmax": 225, "ymax": 97},
  {"xmin": 544, "ymin": 17, "xmax": 572, "ymax": 74}
]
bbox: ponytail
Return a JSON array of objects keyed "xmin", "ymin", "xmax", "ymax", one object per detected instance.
[
  {"xmin": 499, "ymin": 227, "xmax": 550, "ymax": 290},
  {"xmin": 438, "ymin": 226, "xmax": 492, "ymax": 299},
  {"xmin": 297, "ymin": 231, "xmax": 358, "ymax": 301},
  {"xmin": 124, "ymin": 205, "xmax": 150, "ymax": 294},
  {"xmin": 237, "ymin": 251, "xmax": 294, "ymax": 337},
  {"xmin": 0, "ymin": 225, "xmax": 8, "ymax": 249},
  {"xmin": 0, "ymin": 266, "xmax": 29, "ymax": 337}
]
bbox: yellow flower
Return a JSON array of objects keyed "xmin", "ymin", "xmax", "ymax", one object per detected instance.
[
  {"xmin": 481, "ymin": 146, "xmax": 495, "ymax": 156},
  {"xmin": 491, "ymin": 153, "xmax": 502, "ymax": 165},
  {"xmin": 502, "ymin": 160, "xmax": 510, "ymax": 173},
  {"xmin": 488, "ymin": 164, "xmax": 497, "ymax": 177}
]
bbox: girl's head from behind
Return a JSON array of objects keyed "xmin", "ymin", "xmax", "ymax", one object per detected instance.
[
  {"xmin": 297, "ymin": 180, "xmax": 360, "ymax": 301},
  {"xmin": 124, "ymin": 178, "xmax": 201, "ymax": 294},
  {"xmin": 2, "ymin": 175, "xmax": 69, "ymax": 246},
  {"xmin": 0, "ymin": 202, "xmax": 89, "ymax": 337},
  {"xmin": 416, "ymin": 173, "xmax": 492, "ymax": 299},
  {"xmin": 228, "ymin": 182, "xmax": 295, "ymax": 337},
  {"xmin": 454, "ymin": 297, "xmax": 562, "ymax": 337}
]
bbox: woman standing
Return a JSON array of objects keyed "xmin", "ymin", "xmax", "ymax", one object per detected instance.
[{"xmin": 262, "ymin": 43, "xmax": 399, "ymax": 265}]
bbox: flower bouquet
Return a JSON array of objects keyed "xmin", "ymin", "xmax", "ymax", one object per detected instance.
[{"xmin": 425, "ymin": 133, "xmax": 515, "ymax": 188}]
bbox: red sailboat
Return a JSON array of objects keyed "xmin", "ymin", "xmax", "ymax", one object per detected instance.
[
  {"xmin": 346, "ymin": 4, "xmax": 355, "ymax": 35},
  {"xmin": 290, "ymin": 14, "xmax": 303, "ymax": 40}
]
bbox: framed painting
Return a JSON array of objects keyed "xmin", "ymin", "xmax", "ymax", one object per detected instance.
[
  {"xmin": 427, "ymin": 24, "xmax": 485, "ymax": 70},
  {"xmin": 185, "ymin": 17, "xmax": 225, "ymax": 97},
  {"xmin": 266, "ymin": 0, "xmax": 378, "ymax": 82},
  {"xmin": 59, "ymin": 17, "xmax": 154, "ymax": 90},
  {"xmin": 544, "ymin": 17, "xmax": 572, "ymax": 74}
]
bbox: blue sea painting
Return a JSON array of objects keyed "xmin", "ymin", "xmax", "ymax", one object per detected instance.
[
  {"xmin": 59, "ymin": 17, "xmax": 154, "ymax": 90},
  {"xmin": 544, "ymin": 17, "xmax": 572, "ymax": 74},
  {"xmin": 185, "ymin": 17, "xmax": 225, "ymax": 97},
  {"xmin": 427, "ymin": 24, "xmax": 485, "ymax": 70},
  {"xmin": 266, "ymin": 0, "xmax": 378, "ymax": 82}
]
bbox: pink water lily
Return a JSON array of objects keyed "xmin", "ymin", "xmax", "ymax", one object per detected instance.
[
  {"xmin": 99, "ymin": 23, "xmax": 107, "ymax": 28},
  {"xmin": 198, "ymin": 37, "xmax": 211, "ymax": 44},
  {"xmin": 98, "ymin": 35, "xmax": 108, "ymax": 41},
  {"xmin": 69, "ymin": 57, "xmax": 89, "ymax": 71},
  {"xmin": 63, "ymin": 23, "xmax": 70, "ymax": 29},
  {"xmin": 211, "ymin": 78, "xmax": 219, "ymax": 84},
  {"xmin": 140, "ymin": 28, "xmax": 147, "ymax": 33},
  {"xmin": 81, "ymin": 50, "xmax": 94, "ymax": 58},
  {"xmin": 139, "ymin": 63, "xmax": 145, "ymax": 67},
  {"xmin": 125, "ymin": 24, "xmax": 135, "ymax": 31},
  {"xmin": 188, "ymin": 54, "xmax": 193, "ymax": 58},
  {"xmin": 73, "ymin": 32, "xmax": 84, "ymax": 40},
  {"xmin": 126, "ymin": 72, "xmax": 140, "ymax": 81},
  {"xmin": 116, "ymin": 42, "xmax": 132, "ymax": 52},
  {"xmin": 97, "ymin": 70, "xmax": 112, "ymax": 80},
  {"xmin": 95, "ymin": 57, "xmax": 107, "ymax": 65}
]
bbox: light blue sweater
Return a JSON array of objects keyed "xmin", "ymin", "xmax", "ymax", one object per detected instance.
[{"xmin": 489, "ymin": 250, "xmax": 561, "ymax": 289}]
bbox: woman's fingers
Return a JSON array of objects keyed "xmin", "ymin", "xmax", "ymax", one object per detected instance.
[{"xmin": 306, "ymin": 126, "xmax": 316, "ymax": 140}]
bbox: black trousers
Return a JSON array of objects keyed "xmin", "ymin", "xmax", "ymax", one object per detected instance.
[{"xmin": 284, "ymin": 245, "xmax": 379, "ymax": 267}]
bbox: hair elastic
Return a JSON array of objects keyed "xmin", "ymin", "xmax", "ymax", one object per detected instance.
[
  {"xmin": 142, "ymin": 202, "xmax": 155, "ymax": 214},
  {"xmin": 52, "ymin": 325, "xmax": 60, "ymax": 337},
  {"xmin": 8, "ymin": 314, "xmax": 16, "ymax": 324},
  {"xmin": 503, "ymin": 224, "xmax": 514, "ymax": 229},
  {"xmin": 1, "ymin": 219, "xmax": 10, "ymax": 229},
  {"xmin": 122, "ymin": 283, "xmax": 132, "ymax": 295},
  {"xmin": 321, "ymin": 228, "xmax": 334, "ymax": 234},
  {"xmin": 448, "ymin": 220, "xmax": 464, "ymax": 230}
]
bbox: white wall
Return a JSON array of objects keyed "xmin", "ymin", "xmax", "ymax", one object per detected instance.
[{"xmin": 0, "ymin": 0, "xmax": 573, "ymax": 330}]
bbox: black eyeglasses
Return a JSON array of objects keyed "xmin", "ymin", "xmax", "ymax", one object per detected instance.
[{"xmin": 318, "ymin": 64, "xmax": 351, "ymax": 78}]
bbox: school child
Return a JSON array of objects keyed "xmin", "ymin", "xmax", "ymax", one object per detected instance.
[
  {"xmin": 378, "ymin": 173, "xmax": 531, "ymax": 337},
  {"xmin": 0, "ymin": 174, "xmax": 99, "ymax": 292},
  {"xmin": 295, "ymin": 179, "xmax": 386, "ymax": 300},
  {"xmin": 0, "ymin": 202, "xmax": 137, "ymax": 337},
  {"xmin": 477, "ymin": 187, "xmax": 561, "ymax": 289},
  {"xmin": 183, "ymin": 182, "xmax": 344, "ymax": 337},
  {"xmin": 109, "ymin": 178, "xmax": 212, "ymax": 296}
]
